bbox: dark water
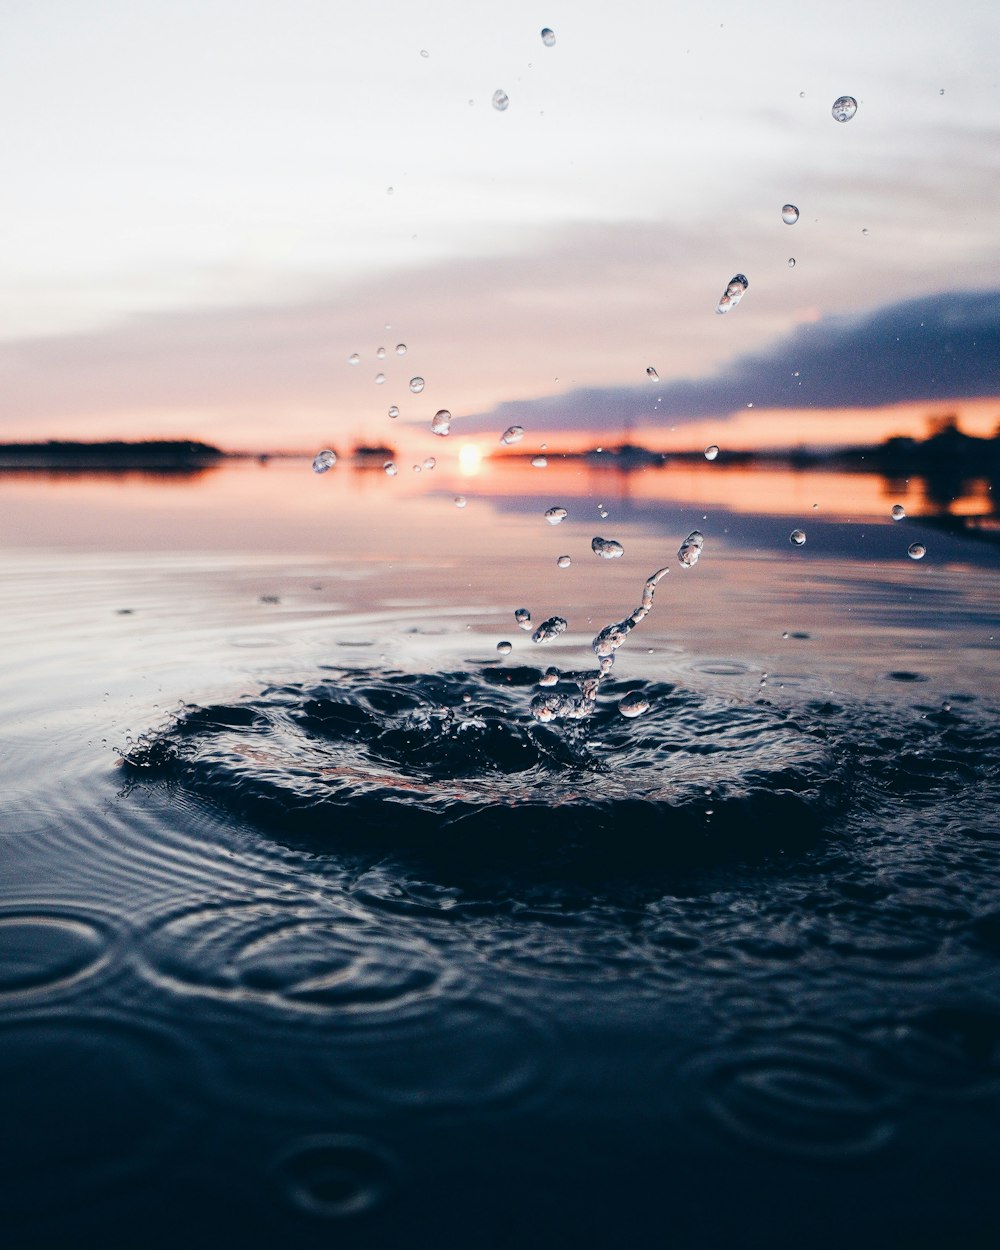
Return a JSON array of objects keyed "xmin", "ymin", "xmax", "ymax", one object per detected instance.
[{"xmin": 2, "ymin": 463, "xmax": 1000, "ymax": 1248}]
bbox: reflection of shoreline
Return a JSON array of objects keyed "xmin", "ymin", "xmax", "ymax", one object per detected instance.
[{"xmin": 0, "ymin": 439, "xmax": 225, "ymax": 474}]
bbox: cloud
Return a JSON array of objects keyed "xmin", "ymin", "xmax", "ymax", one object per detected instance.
[{"xmin": 463, "ymin": 289, "xmax": 1000, "ymax": 434}]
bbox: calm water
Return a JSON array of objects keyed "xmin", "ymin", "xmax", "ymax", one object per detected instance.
[{"xmin": 2, "ymin": 459, "xmax": 999, "ymax": 1249}]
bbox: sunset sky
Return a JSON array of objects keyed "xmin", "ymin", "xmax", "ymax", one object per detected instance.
[{"xmin": 1, "ymin": 0, "xmax": 998, "ymax": 455}]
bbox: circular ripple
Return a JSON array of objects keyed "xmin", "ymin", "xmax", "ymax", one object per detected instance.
[
  {"xmin": 0, "ymin": 911, "xmax": 113, "ymax": 1002},
  {"xmin": 136, "ymin": 896, "xmax": 453, "ymax": 1018},
  {"xmin": 0, "ymin": 806, "xmax": 55, "ymax": 836},
  {"xmin": 272, "ymin": 1134, "xmax": 397, "ymax": 1219},
  {"xmin": 679, "ymin": 1027, "xmax": 897, "ymax": 1159}
]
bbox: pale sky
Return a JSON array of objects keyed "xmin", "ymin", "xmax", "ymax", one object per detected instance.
[{"xmin": 1, "ymin": 0, "xmax": 998, "ymax": 450}]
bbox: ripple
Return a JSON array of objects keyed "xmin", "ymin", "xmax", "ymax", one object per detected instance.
[
  {"xmin": 136, "ymin": 895, "xmax": 454, "ymax": 1018},
  {"xmin": 0, "ymin": 805, "xmax": 56, "ymax": 836},
  {"xmin": 0, "ymin": 909, "xmax": 115, "ymax": 1002},
  {"xmin": 272, "ymin": 1134, "xmax": 397, "ymax": 1219},
  {"xmin": 680, "ymin": 1027, "xmax": 897, "ymax": 1159}
]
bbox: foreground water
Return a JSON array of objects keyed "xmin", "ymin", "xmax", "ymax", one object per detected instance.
[{"xmin": 2, "ymin": 461, "xmax": 999, "ymax": 1248}]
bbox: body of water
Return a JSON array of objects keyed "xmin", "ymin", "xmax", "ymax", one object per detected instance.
[{"xmin": 2, "ymin": 458, "xmax": 999, "ymax": 1248}]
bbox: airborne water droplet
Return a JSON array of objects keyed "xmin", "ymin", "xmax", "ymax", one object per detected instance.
[
  {"xmin": 348, "ymin": 353, "xmax": 360, "ymax": 365},
  {"xmin": 383, "ymin": 461, "xmax": 398, "ymax": 477},
  {"xmin": 396, "ymin": 344, "xmax": 407, "ymax": 356},
  {"xmin": 557, "ymin": 555, "xmax": 571, "ymax": 568},
  {"xmin": 312, "ymin": 449, "xmax": 337, "ymax": 473},
  {"xmin": 492, "ymin": 89, "xmax": 510, "ymax": 111},
  {"xmin": 541, "ymin": 27, "xmax": 556, "ymax": 46},
  {"xmin": 532, "ymin": 615, "xmax": 567, "ymax": 644},
  {"xmin": 788, "ymin": 257, "xmax": 796, "ymax": 268},
  {"xmin": 423, "ymin": 456, "xmax": 436, "ymax": 470},
  {"xmin": 908, "ymin": 543, "xmax": 927, "ymax": 560},
  {"xmin": 376, "ymin": 346, "xmax": 386, "ymax": 359},
  {"xmin": 496, "ymin": 640, "xmax": 512, "ymax": 656},
  {"xmin": 790, "ymin": 529, "xmax": 806, "ymax": 546},
  {"xmin": 374, "ymin": 372, "xmax": 385, "ymax": 385},
  {"xmin": 705, "ymin": 444, "xmax": 719, "ymax": 461},
  {"xmin": 618, "ymin": 690, "xmax": 651, "ymax": 719},
  {"xmin": 431, "ymin": 410, "xmax": 452, "ymax": 436},
  {"xmin": 514, "ymin": 608, "xmax": 532, "ymax": 631},
  {"xmin": 677, "ymin": 530, "xmax": 704, "ymax": 567},
  {"xmin": 500, "ymin": 425, "xmax": 525, "ymax": 445},
  {"xmin": 409, "ymin": 376, "xmax": 425, "ymax": 394},
  {"xmin": 646, "ymin": 366, "xmax": 659, "ymax": 380},
  {"xmin": 531, "ymin": 456, "xmax": 548, "ymax": 468},
  {"xmin": 891, "ymin": 504, "xmax": 906, "ymax": 521},
  {"xmin": 716, "ymin": 274, "xmax": 748, "ymax": 315},
  {"xmin": 592, "ymin": 537, "xmax": 624, "ymax": 559},
  {"xmin": 388, "ymin": 405, "xmax": 399, "ymax": 418},
  {"xmin": 832, "ymin": 95, "xmax": 858, "ymax": 122},
  {"xmin": 539, "ymin": 666, "xmax": 560, "ymax": 686},
  {"xmin": 544, "ymin": 506, "xmax": 568, "ymax": 525},
  {"xmin": 454, "ymin": 495, "xmax": 467, "ymax": 508},
  {"xmin": 781, "ymin": 204, "xmax": 799, "ymax": 225}
]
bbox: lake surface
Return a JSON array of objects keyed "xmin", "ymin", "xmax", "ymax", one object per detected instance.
[{"xmin": 2, "ymin": 458, "xmax": 999, "ymax": 1249}]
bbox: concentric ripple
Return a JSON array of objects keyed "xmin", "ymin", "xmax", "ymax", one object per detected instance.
[
  {"xmin": 123, "ymin": 667, "xmax": 843, "ymax": 866},
  {"xmin": 0, "ymin": 909, "xmax": 116, "ymax": 1003},
  {"xmin": 271, "ymin": 1134, "xmax": 398, "ymax": 1219}
]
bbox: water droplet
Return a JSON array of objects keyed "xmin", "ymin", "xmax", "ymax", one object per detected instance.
[
  {"xmin": 431, "ymin": 410, "xmax": 451, "ymax": 436},
  {"xmin": 598, "ymin": 508, "xmax": 608, "ymax": 519},
  {"xmin": 514, "ymin": 608, "xmax": 532, "ymax": 631},
  {"xmin": 646, "ymin": 366, "xmax": 659, "ymax": 380},
  {"xmin": 908, "ymin": 543, "xmax": 926, "ymax": 560},
  {"xmin": 492, "ymin": 89, "xmax": 510, "ymax": 111},
  {"xmin": 312, "ymin": 449, "xmax": 337, "ymax": 473},
  {"xmin": 531, "ymin": 456, "xmax": 548, "ymax": 468},
  {"xmin": 374, "ymin": 372, "xmax": 385, "ymax": 385},
  {"xmin": 539, "ymin": 667, "xmax": 560, "ymax": 686},
  {"xmin": 388, "ymin": 405, "xmax": 399, "ymax": 418},
  {"xmin": 557, "ymin": 555, "xmax": 571, "ymax": 568},
  {"xmin": 500, "ymin": 425, "xmax": 525, "ymax": 445},
  {"xmin": 395, "ymin": 344, "xmax": 407, "ymax": 356},
  {"xmin": 677, "ymin": 530, "xmax": 704, "ymax": 568},
  {"xmin": 531, "ymin": 615, "xmax": 567, "ymax": 644},
  {"xmin": 541, "ymin": 28, "xmax": 556, "ymax": 47},
  {"xmin": 348, "ymin": 352, "xmax": 360, "ymax": 365},
  {"xmin": 705, "ymin": 444, "xmax": 719, "ymax": 461},
  {"xmin": 781, "ymin": 204, "xmax": 800, "ymax": 224},
  {"xmin": 411, "ymin": 464, "xmax": 422, "ymax": 474},
  {"xmin": 790, "ymin": 529, "xmax": 806, "ymax": 546},
  {"xmin": 787, "ymin": 257, "xmax": 796, "ymax": 268},
  {"xmin": 496, "ymin": 640, "xmax": 512, "ymax": 656},
  {"xmin": 544, "ymin": 506, "xmax": 568, "ymax": 525},
  {"xmin": 891, "ymin": 504, "xmax": 906, "ymax": 521},
  {"xmin": 591, "ymin": 537, "xmax": 624, "ymax": 559},
  {"xmin": 423, "ymin": 456, "xmax": 436, "ymax": 470},
  {"xmin": 618, "ymin": 690, "xmax": 650, "ymax": 719},
  {"xmin": 715, "ymin": 273, "xmax": 748, "ymax": 315},
  {"xmin": 862, "ymin": 228, "xmax": 869, "ymax": 236},
  {"xmin": 376, "ymin": 347, "xmax": 386, "ymax": 359},
  {"xmin": 420, "ymin": 49, "xmax": 429, "ymax": 58},
  {"xmin": 454, "ymin": 495, "xmax": 467, "ymax": 508},
  {"xmin": 409, "ymin": 376, "xmax": 425, "ymax": 394},
  {"xmin": 383, "ymin": 461, "xmax": 398, "ymax": 477},
  {"xmin": 832, "ymin": 95, "xmax": 857, "ymax": 122}
]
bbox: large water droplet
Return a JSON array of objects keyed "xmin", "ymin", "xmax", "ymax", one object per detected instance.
[
  {"xmin": 383, "ymin": 461, "xmax": 398, "ymax": 477},
  {"xmin": 891, "ymin": 504, "xmax": 906, "ymax": 521},
  {"xmin": 790, "ymin": 529, "xmax": 806, "ymax": 546},
  {"xmin": 539, "ymin": 666, "xmax": 560, "ymax": 686},
  {"xmin": 514, "ymin": 608, "xmax": 532, "ymax": 631},
  {"xmin": 531, "ymin": 456, "xmax": 548, "ymax": 468},
  {"xmin": 500, "ymin": 425, "xmax": 525, "ymax": 445},
  {"xmin": 348, "ymin": 353, "xmax": 360, "ymax": 366},
  {"xmin": 908, "ymin": 543, "xmax": 926, "ymax": 560},
  {"xmin": 592, "ymin": 537, "xmax": 624, "ymax": 559},
  {"xmin": 677, "ymin": 530, "xmax": 704, "ymax": 568},
  {"xmin": 312, "ymin": 449, "xmax": 337, "ymax": 473},
  {"xmin": 492, "ymin": 89, "xmax": 510, "ymax": 111},
  {"xmin": 496, "ymin": 640, "xmax": 512, "ymax": 656},
  {"xmin": 541, "ymin": 28, "xmax": 556, "ymax": 46},
  {"xmin": 705, "ymin": 444, "xmax": 719, "ymax": 461},
  {"xmin": 787, "ymin": 257, "xmax": 796, "ymax": 268},
  {"xmin": 557, "ymin": 555, "xmax": 571, "ymax": 569},
  {"xmin": 388, "ymin": 405, "xmax": 399, "ymax": 418},
  {"xmin": 409, "ymin": 376, "xmax": 425, "ymax": 394},
  {"xmin": 531, "ymin": 616, "xmax": 567, "ymax": 644},
  {"xmin": 431, "ymin": 410, "xmax": 452, "ymax": 436},
  {"xmin": 395, "ymin": 344, "xmax": 407, "ymax": 356},
  {"xmin": 646, "ymin": 366, "xmax": 659, "ymax": 380},
  {"xmin": 715, "ymin": 274, "xmax": 748, "ymax": 315},
  {"xmin": 454, "ymin": 495, "xmax": 467, "ymax": 508},
  {"xmin": 781, "ymin": 204, "xmax": 800, "ymax": 224},
  {"xmin": 544, "ymin": 506, "xmax": 568, "ymax": 525},
  {"xmin": 832, "ymin": 95, "xmax": 857, "ymax": 122},
  {"xmin": 618, "ymin": 690, "xmax": 651, "ymax": 719}
]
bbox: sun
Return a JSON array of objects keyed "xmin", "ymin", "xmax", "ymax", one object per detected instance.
[{"xmin": 458, "ymin": 443, "xmax": 483, "ymax": 475}]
